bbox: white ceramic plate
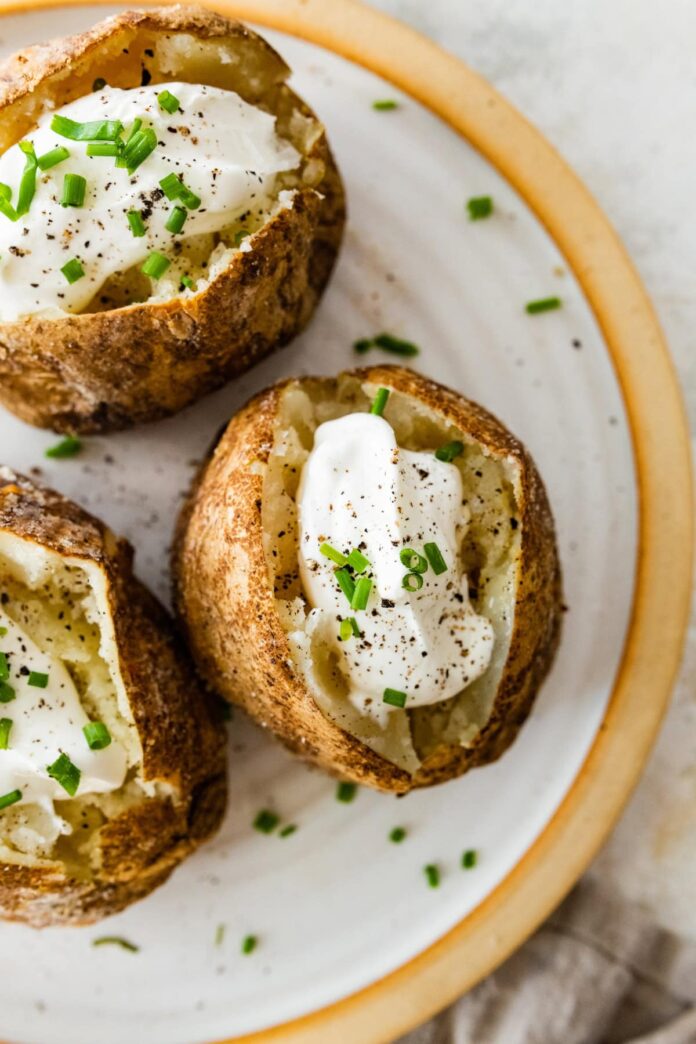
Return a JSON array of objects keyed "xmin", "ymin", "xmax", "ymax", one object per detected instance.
[{"xmin": 0, "ymin": 7, "xmax": 637, "ymax": 1043}]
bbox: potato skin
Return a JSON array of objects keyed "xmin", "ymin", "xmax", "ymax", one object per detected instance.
[
  {"xmin": 0, "ymin": 468, "xmax": 227, "ymax": 927},
  {"xmin": 172, "ymin": 366, "xmax": 562, "ymax": 794},
  {"xmin": 0, "ymin": 6, "xmax": 346, "ymax": 433}
]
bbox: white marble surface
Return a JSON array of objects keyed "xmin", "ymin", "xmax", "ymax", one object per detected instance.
[{"xmin": 370, "ymin": 0, "xmax": 696, "ymax": 939}]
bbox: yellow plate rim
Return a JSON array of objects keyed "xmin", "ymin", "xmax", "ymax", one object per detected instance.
[{"xmin": 0, "ymin": 2, "xmax": 692, "ymax": 1042}]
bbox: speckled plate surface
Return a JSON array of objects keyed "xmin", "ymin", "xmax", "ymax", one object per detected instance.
[{"xmin": 0, "ymin": 4, "xmax": 691, "ymax": 1044}]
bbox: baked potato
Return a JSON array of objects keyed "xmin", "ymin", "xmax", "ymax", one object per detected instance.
[
  {"xmin": 0, "ymin": 468, "xmax": 226, "ymax": 927},
  {"xmin": 0, "ymin": 5, "xmax": 345, "ymax": 433},
  {"xmin": 173, "ymin": 365, "xmax": 562, "ymax": 794}
]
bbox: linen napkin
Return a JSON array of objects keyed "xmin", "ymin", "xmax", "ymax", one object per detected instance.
[{"xmin": 400, "ymin": 878, "xmax": 696, "ymax": 1044}]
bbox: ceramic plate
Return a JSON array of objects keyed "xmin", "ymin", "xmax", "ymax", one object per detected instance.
[{"xmin": 0, "ymin": 4, "xmax": 691, "ymax": 1044}]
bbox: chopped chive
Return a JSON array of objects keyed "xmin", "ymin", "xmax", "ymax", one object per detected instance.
[
  {"xmin": 125, "ymin": 118, "xmax": 142, "ymax": 145},
  {"xmin": 253, "ymin": 809, "xmax": 279, "ymax": 834},
  {"xmin": 37, "ymin": 145, "xmax": 70, "ymax": 171},
  {"xmin": 435, "ymin": 440, "xmax": 464, "ymax": 463},
  {"xmin": 335, "ymin": 567, "xmax": 356, "ymax": 604},
  {"xmin": 279, "ymin": 823, "xmax": 297, "ymax": 838},
  {"xmin": 0, "ymin": 718, "xmax": 12, "ymax": 749},
  {"xmin": 353, "ymin": 337, "xmax": 372, "ymax": 354},
  {"xmin": 45, "ymin": 434, "xmax": 82, "ymax": 458},
  {"xmin": 215, "ymin": 923, "xmax": 225, "ymax": 946},
  {"xmin": 320, "ymin": 542, "xmax": 348, "ymax": 567},
  {"xmin": 339, "ymin": 616, "xmax": 361, "ymax": 642},
  {"xmin": 28, "ymin": 671, "xmax": 48, "ymax": 688},
  {"xmin": 234, "ymin": 229, "xmax": 250, "ymax": 246},
  {"xmin": 0, "ymin": 627, "xmax": 6, "ymax": 636},
  {"xmin": 241, "ymin": 935, "xmax": 257, "ymax": 955},
  {"xmin": 180, "ymin": 274, "xmax": 195, "ymax": 291},
  {"xmin": 423, "ymin": 542, "xmax": 448, "ymax": 575},
  {"xmin": 46, "ymin": 752, "xmax": 81, "ymax": 796},
  {"xmin": 16, "ymin": 142, "xmax": 38, "ymax": 217},
  {"xmin": 373, "ymin": 332, "xmax": 420, "ymax": 357},
  {"xmin": 0, "ymin": 183, "xmax": 11, "ymax": 201},
  {"xmin": 467, "ymin": 195, "xmax": 493, "ymax": 220},
  {"xmin": 0, "ymin": 789, "xmax": 21, "ymax": 811},
  {"xmin": 92, "ymin": 936, "xmax": 139, "ymax": 952},
  {"xmin": 0, "ymin": 682, "xmax": 15, "ymax": 704},
  {"xmin": 424, "ymin": 864, "xmax": 440, "ymax": 888},
  {"xmin": 462, "ymin": 848, "xmax": 478, "ymax": 869},
  {"xmin": 158, "ymin": 89, "xmax": 181, "ymax": 114},
  {"xmin": 83, "ymin": 721, "xmax": 111, "ymax": 750},
  {"xmin": 51, "ymin": 115, "xmax": 123, "ymax": 141},
  {"xmin": 369, "ymin": 387, "xmax": 390, "ymax": 417},
  {"xmin": 373, "ymin": 99, "xmax": 398, "ymax": 111},
  {"xmin": 336, "ymin": 781, "xmax": 357, "ymax": 803},
  {"xmin": 141, "ymin": 251, "xmax": 170, "ymax": 280},
  {"xmin": 123, "ymin": 127, "xmax": 158, "ymax": 173},
  {"xmin": 86, "ymin": 142, "xmax": 121, "ymax": 157},
  {"xmin": 60, "ymin": 258, "xmax": 85, "ymax": 284},
  {"xmin": 402, "ymin": 571, "xmax": 423, "ymax": 592},
  {"xmin": 92, "ymin": 77, "xmax": 107, "ymax": 92},
  {"xmin": 383, "ymin": 688, "xmax": 407, "ymax": 709},
  {"xmin": 399, "ymin": 548, "xmax": 428, "ymax": 573},
  {"xmin": 158, "ymin": 172, "xmax": 201, "ymax": 209},
  {"xmin": 0, "ymin": 651, "xmax": 8, "ymax": 680},
  {"xmin": 165, "ymin": 205, "xmax": 187, "ymax": 234},
  {"xmin": 0, "ymin": 183, "xmax": 17, "ymax": 222},
  {"xmin": 350, "ymin": 577, "xmax": 373, "ymax": 611},
  {"xmin": 346, "ymin": 548, "xmax": 370, "ymax": 573},
  {"xmin": 61, "ymin": 173, "xmax": 86, "ymax": 208},
  {"xmin": 127, "ymin": 210, "xmax": 146, "ymax": 237},
  {"xmin": 389, "ymin": 827, "xmax": 406, "ymax": 843},
  {"xmin": 525, "ymin": 296, "xmax": 562, "ymax": 314}
]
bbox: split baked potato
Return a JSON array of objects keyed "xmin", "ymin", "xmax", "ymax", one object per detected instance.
[
  {"xmin": 173, "ymin": 366, "xmax": 562, "ymax": 794},
  {"xmin": 0, "ymin": 468, "xmax": 226, "ymax": 927},
  {"xmin": 0, "ymin": 6, "xmax": 345, "ymax": 433}
]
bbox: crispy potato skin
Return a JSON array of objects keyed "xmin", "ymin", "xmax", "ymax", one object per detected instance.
[
  {"xmin": 172, "ymin": 366, "xmax": 562, "ymax": 794},
  {"xmin": 0, "ymin": 468, "xmax": 227, "ymax": 927},
  {"xmin": 0, "ymin": 6, "xmax": 346, "ymax": 433}
]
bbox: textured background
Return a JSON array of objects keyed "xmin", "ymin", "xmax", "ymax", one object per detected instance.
[{"xmin": 370, "ymin": 0, "xmax": 696, "ymax": 939}]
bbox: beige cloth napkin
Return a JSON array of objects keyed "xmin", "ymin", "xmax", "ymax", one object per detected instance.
[{"xmin": 400, "ymin": 878, "xmax": 696, "ymax": 1044}]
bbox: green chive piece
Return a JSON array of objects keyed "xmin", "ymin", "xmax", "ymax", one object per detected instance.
[
  {"xmin": 353, "ymin": 337, "xmax": 372, "ymax": 354},
  {"xmin": 83, "ymin": 721, "xmax": 111, "ymax": 750},
  {"xmin": 339, "ymin": 617, "xmax": 361, "ymax": 642},
  {"xmin": 123, "ymin": 127, "xmax": 158, "ymax": 173},
  {"xmin": 335, "ymin": 567, "xmax": 356, "ymax": 604},
  {"xmin": 86, "ymin": 142, "xmax": 121, "ymax": 157},
  {"xmin": 399, "ymin": 548, "xmax": 428, "ymax": 573},
  {"xmin": 215, "ymin": 923, "xmax": 225, "ymax": 946},
  {"xmin": 158, "ymin": 172, "xmax": 201, "ymax": 209},
  {"xmin": 0, "ymin": 628, "xmax": 6, "ymax": 636},
  {"xmin": 0, "ymin": 651, "xmax": 8, "ymax": 680},
  {"xmin": 373, "ymin": 99, "xmax": 398, "ymax": 111},
  {"xmin": 369, "ymin": 387, "xmax": 390, "ymax": 417},
  {"xmin": 253, "ymin": 809, "xmax": 279, "ymax": 834},
  {"xmin": 158, "ymin": 89, "xmax": 181, "ymax": 114},
  {"xmin": 0, "ymin": 718, "xmax": 12, "ymax": 750},
  {"xmin": 165, "ymin": 205, "xmax": 187, "ymax": 234},
  {"xmin": 424, "ymin": 864, "xmax": 440, "ymax": 888},
  {"xmin": 37, "ymin": 145, "xmax": 70, "ymax": 171},
  {"xmin": 462, "ymin": 848, "xmax": 478, "ymax": 869},
  {"xmin": 336, "ymin": 781, "xmax": 357, "ymax": 803},
  {"xmin": 389, "ymin": 827, "xmax": 406, "ymax": 843},
  {"xmin": 279, "ymin": 824, "xmax": 297, "ymax": 838},
  {"xmin": 16, "ymin": 142, "xmax": 38, "ymax": 217},
  {"xmin": 61, "ymin": 173, "xmax": 87, "ymax": 207},
  {"xmin": 28, "ymin": 671, "xmax": 48, "ymax": 688},
  {"xmin": 320, "ymin": 542, "xmax": 348, "ymax": 567},
  {"xmin": 525, "ymin": 296, "xmax": 562, "ymax": 315},
  {"xmin": 350, "ymin": 576, "xmax": 373, "ymax": 611},
  {"xmin": 0, "ymin": 789, "xmax": 22, "ymax": 811},
  {"xmin": 373, "ymin": 332, "xmax": 420, "ymax": 357},
  {"xmin": 92, "ymin": 77, "xmax": 107, "ymax": 92},
  {"xmin": 402, "ymin": 572, "xmax": 423, "ymax": 592},
  {"xmin": 45, "ymin": 434, "xmax": 82, "ymax": 458},
  {"xmin": 46, "ymin": 752, "xmax": 81, "ymax": 796},
  {"xmin": 383, "ymin": 688, "xmax": 408, "ymax": 709},
  {"xmin": 92, "ymin": 936, "xmax": 139, "ymax": 952},
  {"xmin": 241, "ymin": 935, "xmax": 257, "ymax": 955},
  {"xmin": 180, "ymin": 274, "xmax": 195, "ymax": 291},
  {"xmin": 60, "ymin": 258, "xmax": 85, "ymax": 284},
  {"xmin": 435, "ymin": 440, "xmax": 464, "ymax": 463},
  {"xmin": 127, "ymin": 210, "xmax": 146, "ymax": 237},
  {"xmin": 0, "ymin": 682, "xmax": 16, "ymax": 704},
  {"xmin": 423, "ymin": 542, "xmax": 448, "ymax": 575},
  {"xmin": 467, "ymin": 195, "xmax": 493, "ymax": 220},
  {"xmin": 234, "ymin": 229, "xmax": 250, "ymax": 246},
  {"xmin": 346, "ymin": 548, "xmax": 370, "ymax": 573},
  {"xmin": 51, "ymin": 115, "xmax": 123, "ymax": 141},
  {"xmin": 125, "ymin": 118, "xmax": 142, "ymax": 145},
  {"xmin": 0, "ymin": 184, "xmax": 17, "ymax": 222},
  {"xmin": 141, "ymin": 251, "xmax": 170, "ymax": 280},
  {"xmin": 0, "ymin": 183, "xmax": 11, "ymax": 201}
]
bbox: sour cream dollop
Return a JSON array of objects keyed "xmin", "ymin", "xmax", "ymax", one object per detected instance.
[
  {"xmin": 0, "ymin": 82, "xmax": 300, "ymax": 319},
  {"xmin": 297, "ymin": 412, "xmax": 494, "ymax": 721},
  {"xmin": 0, "ymin": 607, "xmax": 127, "ymax": 811}
]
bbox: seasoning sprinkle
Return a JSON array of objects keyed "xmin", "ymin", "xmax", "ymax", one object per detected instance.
[{"xmin": 526, "ymin": 296, "xmax": 562, "ymax": 315}]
